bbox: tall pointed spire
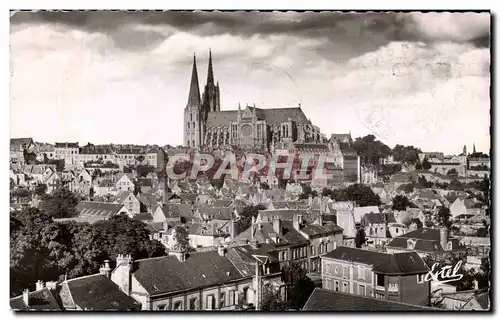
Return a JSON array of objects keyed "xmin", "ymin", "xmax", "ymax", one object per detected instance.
[
  {"xmin": 207, "ymin": 48, "xmax": 214, "ymax": 85},
  {"xmin": 187, "ymin": 53, "xmax": 201, "ymax": 107},
  {"xmin": 473, "ymin": 143, "xmax": 476, "ymax": 154}
]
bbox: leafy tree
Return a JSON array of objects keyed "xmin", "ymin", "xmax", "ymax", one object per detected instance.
[
  {"xmin": 321, "ymin": 188, "xmax": 333, "ymax": 198},
  {"xmin": 34, "ymin": 184, "xmax": 47, "ymax": 196},
  {"xmin": 40, "ymin": 187, "xmax": 79, "ymax": 218},
  {"xmin": 447, "ymin": 168, "xmax": 458, "ymax": 176},
  {"xmin": 281, "ymin": 264, "xmax": 316, "ymax": 310},
  {"xmin": 11, "ymin": 188, "xmax": 30, "ymax": 199},
  {"xmin": 136, "ymin": 165, "xmax": 155, "ymax": 178},
  {"xmin": 477, "ymin": 227, "xmax": 488, "ymax": 237},
  {"xmin": 171, "ymin": 226, "xmax": 191, "ymax": 252},
  {"xmin": 355, "ymin": 228, "xmax": 367, "ymax": 248},
  {"xmin": 136, "ymin": 155, "xmax": 145, "ymax": 163},
  {"xmin": 391, "ymin": 144, "xmax": 422, "ymax": 165},
  {"xmin": 260, "ymin": 289, "xmax": 287, "ymax": 311},
  {"xmin": 379, "ymin": 164, "xmax": 402, "ymax": 176},
  {"xmin": 392, "ymin": 195, "xmax": 411, "ymax": 211},
  {"xmin": 422, "ymin": 157, "xmax": 432, "ymax": 170},
  {"xmin": 344, "ymin": 184, "xmax": 381, "ymax": 206},
  {"xmin": 351, "ymin": 134, "xmax": 391, "ymax": 165},
  {"xmin": 436, "ymin": 207, "xmax": 452, "ymax": 230},
  {"xmin": 331, "ymin": 188, "xmax": 349, "ymax": 201},
  {"xmin": 449, "ymin": 178, "xmax": 464, "ymax": 191}
]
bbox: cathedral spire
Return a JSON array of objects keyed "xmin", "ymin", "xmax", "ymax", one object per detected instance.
[
  {"xmin": 473, "ymin": 143, "xmax": 476, "ymax": 154},
  {"xmin": 187, "ymin": 54, "xmax": 201, "ymax": 107},
  {"xmin": 207, "ymin": 48, "xmax": 214, "ymax": 85}
]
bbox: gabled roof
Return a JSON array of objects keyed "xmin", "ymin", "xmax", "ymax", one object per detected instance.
[
  {"xmin": 323, "ymin": 246, "xmax": 429, "ymax": 275},
  {"xmin": 234, "ymin": 220, "xmax": 309, "ymax": 248},
  {"xmin": 205, "ymin": 107, "xmax": 310, "ymax": 127},
  {"xmin": 303, "ymin": 288, "xmax": 438, "ymax": 311},
  {"xmin": 10, "ymin": 288, "xmax": 61, "ymax": 311},
  {"xmin": 353, "ymin": 206, "xmax": 380, "ymax": 222},
  {"xmin": 63, "ymin": 274, "xmax": 140, "ymax": 310},
  {"xmin": 76, "ymin": 202, "xmax": 126, "ymax": 217},
  {"xmin": 131, "ymin": 251, "xmax": 243, "ymax": 296},
  {"xmin": 212, "ymin": 199, "xmax": 233, "ymax": 207},
  {"xmin": 197, "ymin": 207, "xmax": 233, "ymax": 221},
  {"xmin": 385, "ymin": 228, "xmax": 466, "ymax": 253}
]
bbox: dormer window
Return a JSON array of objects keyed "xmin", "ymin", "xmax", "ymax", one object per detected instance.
[
  {"xmin": 407, "ymin": 239, "xmax": 416, "ymax": 250},
  {"xmin": 447, "ymin": 242, "xmax": 453, "ymax": 250}
]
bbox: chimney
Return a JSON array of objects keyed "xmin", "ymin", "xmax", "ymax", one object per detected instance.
[
  {"xmin": 100, "ymin": 260, "xmax": 111, "ymax": 278},
  {"xmin": 45, "ymin": 282, "xmax": 57, "ymax": 291},
  {"xmin": 308, "ymin": 195, "xmax": 313, "ymax": 207},
  {"xmin": 440, "ymin": 227, "xmax": 448, "ymax": 250},
  {"xmin": 293, "ymin": 214, "xmax": 302, "ymax": 231},
  {"xmin": 218, "ymin": 245, "xmax": 225, "ymax": 256},
  {"xmin": 272, "ymin": 216, "xmax": 281, "ymax": 235},
  {"xmin": 35, "ymin": 280, "xmax": 44, "ymax": 291},
  {"xmin": 230, "ymin": 217, "xmax": 237, "ymax": 239},
  {"xmin": 22, "ymin": 289, "xmax": 29, "ymax": 307},
  {"xmin": 115, "ymin": 254, "xmax": 133, "ymax": 295},
  {"xmin": 473, "ymin": 280, "xmax": 479, "ymax": 291}
]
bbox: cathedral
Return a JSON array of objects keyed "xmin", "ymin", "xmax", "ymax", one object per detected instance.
[{"xmin": 183, "ymin": 51, "xmax": 325, "ymax": 151}]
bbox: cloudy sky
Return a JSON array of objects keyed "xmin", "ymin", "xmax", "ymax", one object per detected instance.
[{"xmin": 10, "ymin": 11, "xmax": 490, "ymax": 154}]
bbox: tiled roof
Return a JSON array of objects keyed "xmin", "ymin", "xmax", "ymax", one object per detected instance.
[
  {"xmin": 137, "ymin": 193, "xmax": 158, "ymax": 207},
  {"xmin": 386, "ymin": 228, "xmax": 466, "ymax": 253},
  {"xmin": 10, "ymin": 288, "xmax": 61, "ymax": 311},
  {"xmin": 197, "ymin": 207, "xmax": 233, "ymax": 221},
  {"xmin": 225, "ymin": 244, "xmax": 278, "ymax": 277},
  {"xmin": 323, "ymin": 246, "xmax": 429, "ymax": 275},
  {"xmin": 303, "ymin": 288, "xmax": 438, "ymax": 311},
  {"xmin": 235, "ymin": 220, "xmax": 309, "ymax": 247},
  {"xmin": 76, "ymin": 202, "xmax": 126, "ymax": 217},
  {"xmin": 206, "ymin": 107, "xmax": 310, "ymax": 127},
  {"xmin": 132, "ymin": 251, "xmax": 244, "ymax": 296},
  {"xmin": 353, "ymin": 206, "xmax": 380, "ymax": 222},
  {"xmin": 161, "ymin": 203, "xmax": 194, "ymax": 220},
  {"xmin": 300, "ymin": 222, "xmax": 343, "ymax": 236},
  {"xmin": 65, "ymin": 274, "xmax": 140, "ymax": 310},
  {"xmin": 55, "ymin": 142, "xmax": 79, "ymax": 148},
  {"xmin": 212, "ymin": 199, "xmax": 233, "ymax": 207},
  {"xmin": 133, "ymin": 213, "xmax": 153, "ymax": 222}
]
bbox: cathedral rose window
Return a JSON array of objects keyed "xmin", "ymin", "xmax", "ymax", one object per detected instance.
[{"xmin": 241, "ymin": 125, "xmax": 252, "ymax": 137}]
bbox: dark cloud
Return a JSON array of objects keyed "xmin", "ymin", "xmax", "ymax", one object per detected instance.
[{"xmin": 10, "ymin": 10, "xmax": 490, "ymax": 54}]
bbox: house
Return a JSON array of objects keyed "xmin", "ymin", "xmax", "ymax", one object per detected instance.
[
  {"xmin": 360, "ymin": 213, "xmax": 395, "ymax": 247},
  {"xmin": 115, "ymin": 173, "xmax": 135, "ymax": 192},
  {"xmin": 75, "ymin": 169, "xmax": 93, "ymax": 195},
  {"xmin": 302, "ymin": 288, "xmax": 439, "ymax": 311},
  {"xmin": 161, "ymin": 221, "xmax": 231, "ymax": 249},
  {"xmin": 137, "ymin": 193, "xmax": 159, "ymax": 214},
  {"xmin": 10, "ymin": 282, "xmax": 61, "ymax": 311},
  {"xmin": 44, "ymin": 172, "xmax": 62, "ymax": 194},
  {"xmin": 110, "ymin": 247, "xmax": 284, "ymax": 311},
  {"xmin": 95, "ymin": 179, "xmax": 117, "ymax": 197},
  {"xmin": 57, "ymin": 271, "xmax": 141, "ymax": 310},
  {"xmin": 153, "ymin": 203, "xmax": 195, "ymax": 224},
  {"xmin": 385, "ymin": 228, "xmax": 467, "ymax": 257},
  {"xmin": 440, "ymin": 289, "xmax": 489, "ymax": 311},
  {"xmin": 54, "ymin": 142, "xmax": 80, "ymax": 167},
  {"xmin": 353, "ymin": 206, "xmax": 380, "ymax": 224},
  {"xmin": 321, "ymin": 246, "xmax": 430, "ymax": 306},
  {"xmin": 114, "ymin": 191, "xmax": 140, "ymax": 215},
  {"xmin": 54, "ymin": 202, "xmax": 130, "ymax": 224}
]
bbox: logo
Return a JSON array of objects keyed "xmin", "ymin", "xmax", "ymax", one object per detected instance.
[{"xmin": 424, "ymin": 261, "xmax": 464, "ymax": 285}]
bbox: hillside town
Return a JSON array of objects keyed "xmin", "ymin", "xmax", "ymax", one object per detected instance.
[
  {"xmin": 10, "ymin": 10, "xmax": 491, "ymax": 312},
  {"xmin": 10, "ymin": 64, "xmax": 491, "ymax": 311}
]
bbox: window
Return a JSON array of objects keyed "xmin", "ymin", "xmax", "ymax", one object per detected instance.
[
  {"xmin": 206, "ymin": 295, "xmax": 215, "ymax": 310},
  {"xmin": 189, "ymin": 298, "xmax": 197, "ymax": 310},
  {"xmin": 342, "ymin": 282, "xmax": 349, "ymax": 293},
  {"xmin": 242, "ymin": 288, "xmax": 249, "ymax": 304},
  {"xmin": 187, "ymin": 122, "xmax": 190, "ymax": 129},
  {"xmin": 417, "ymin": 274, "xmax": 425, "ymax": 283},
  {"xmin": 376, "ymin": 274, "xmax": 385, "ymax": 287},
  {"xmin": 375, "ymin": 293, "xmax": 385, "ymax": 299},
  {"xmin": 157, "ymin": 304, "xmax": 167, "ymax": 310},
  {"xmin": 335, "ymin": 266, "xmax": 339, "ymax": 274},
  {"xmin": 343, "ymin": 266, "xmax": 349, "ymax": 278},
  {"xmin": 447, "ymin": 242, "xmax": 453, "ymax": 250},
  {"xmin": 358, "ymin": 284, "xmax": 366, "ymax": 296},
  {"xmin": 310, "ymin": 245, "xmax": 315, "ymax": 255},
  {"xmin": 396, "ymin": 228, "xmax": 399, "ymax": 234},
  {"xmin": 173, "ymin": 301, "xmax": 182, "ymax": 311},
  {"xmin": 220, "ymin": 292, "xmax": 226, "ymax": 308},
  {"xmin": 228, "ymin": 291, "xmax": 235, "ymax": 305},
  {"xmin": 334, "ymin": 281, "xmax": 340, "ymax": 292},
  {"xmin": 358, "ymin": 265, "xmax": 366, "ymax": 280}
]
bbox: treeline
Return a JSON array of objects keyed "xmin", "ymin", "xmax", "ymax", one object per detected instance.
[
  {"xmin": 299, "ymin": 184, "xmax": 381, "ymax": 207},
  {"xmin": 10, "ymin": 207, "xmax": 166, "ymax": 297}
]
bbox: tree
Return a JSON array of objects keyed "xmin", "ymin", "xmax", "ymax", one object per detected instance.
[
  {"xmin": 236, "ymin": 204, "xmax": 266, "ymax": 234},
  {"xmin": 136, "ymin": 165, "xmax": 155, "ymax": 178},
  {"xmin": 171, "ymin": 226, "xmax": 191, "ymax": 252},
  {"xmin": 344, "ymin": 184, "xmax": 381, "ymax": 206},
  {"xmin": 397, "ymin": 183, "xmax": 414, "ymax": 194},
  {"xmin": 260, "ymin": 289, "xmax": 287, "ymax": 311},
  {"xmin": 355, "ymin": 228, "xmax": 366, "ymax": 248},
  {"xmin": 477, "ymin": 227, "xmax": 488, "ymax": 237},
  {"xmin": 351, "ymin": 134, "xmax": 391, "ymax": 165},
  {"xmin": 34, "ymin": 184, "xmax": 47, "ymax": 196},
  {"xmin": 422, "ymin": 157, "xmax": 432, "ymax": 170},
  {"xmin": 391, "ymin": 144, "xmax": 422, "ymax": 165},
  {"xmin": 449, "ymin": 178, "xmax": 464, "ymax": 191},
  {"xmin": 392, "ymin": 195, "xmax": 411, "ymax": 211},
  {"xmin": 447, "ymin": 168, "xmax": 458, "ymax": 176},
  {"xmin": 281, "ymin": 264, "xmax": 316, "ymax": 310},
  {"xmin": 260, "ymin": 182, "xmax": 270, "ymax": 190},
  {"xmin": 436, "ymin": 207, "xmax": 452, "ymax": 230},
  {"xmin": 40, "ymin": 187, "xmax": 80, "ymax": 218}
]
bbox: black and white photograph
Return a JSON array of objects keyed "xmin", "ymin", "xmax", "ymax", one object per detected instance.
[{"xmin": 9, "ymin": 9, "xmax": 491, "ymax": 312}]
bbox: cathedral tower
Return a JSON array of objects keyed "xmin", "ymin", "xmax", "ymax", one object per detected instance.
[
  {"xmin": 201, "ymin": 49, "xmax": 221, "ymax": 122},
  {"xmin": 183, "ymin": 54, "xmax": 202, "ymax": 148}
]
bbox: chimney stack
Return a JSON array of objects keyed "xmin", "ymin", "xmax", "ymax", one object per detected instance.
[
  {"xmin": 100, "ymin": 260, "xmax": 111, "ymax": 278},
  {"xmin": 473, "ymin": 280, "xmax": 479, "ymax": 291},
  {"xmin": 35, "ymin": 280, "xmax": 44, "ymax": 291},
  {"xmin": 115, "ymin": 254, "xmax": 133, "ymax": 295},
  {"xmin": 293, "ymin": 214, "xmax": 302, "ymax": 231},
  {"xmin": 218, "ymin": 245, "xmax": 225, "ymax": 256},
  {"xmin": 440, "ymin": 227, "xmax": 449, "ymax": 250},
  {"xmin": 272, "ymin": 216, "xmax": 281, "ymax": 235},
  {"xmin": 22, "ymin": 289, "xmax": 29, "ymax": 307}
]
